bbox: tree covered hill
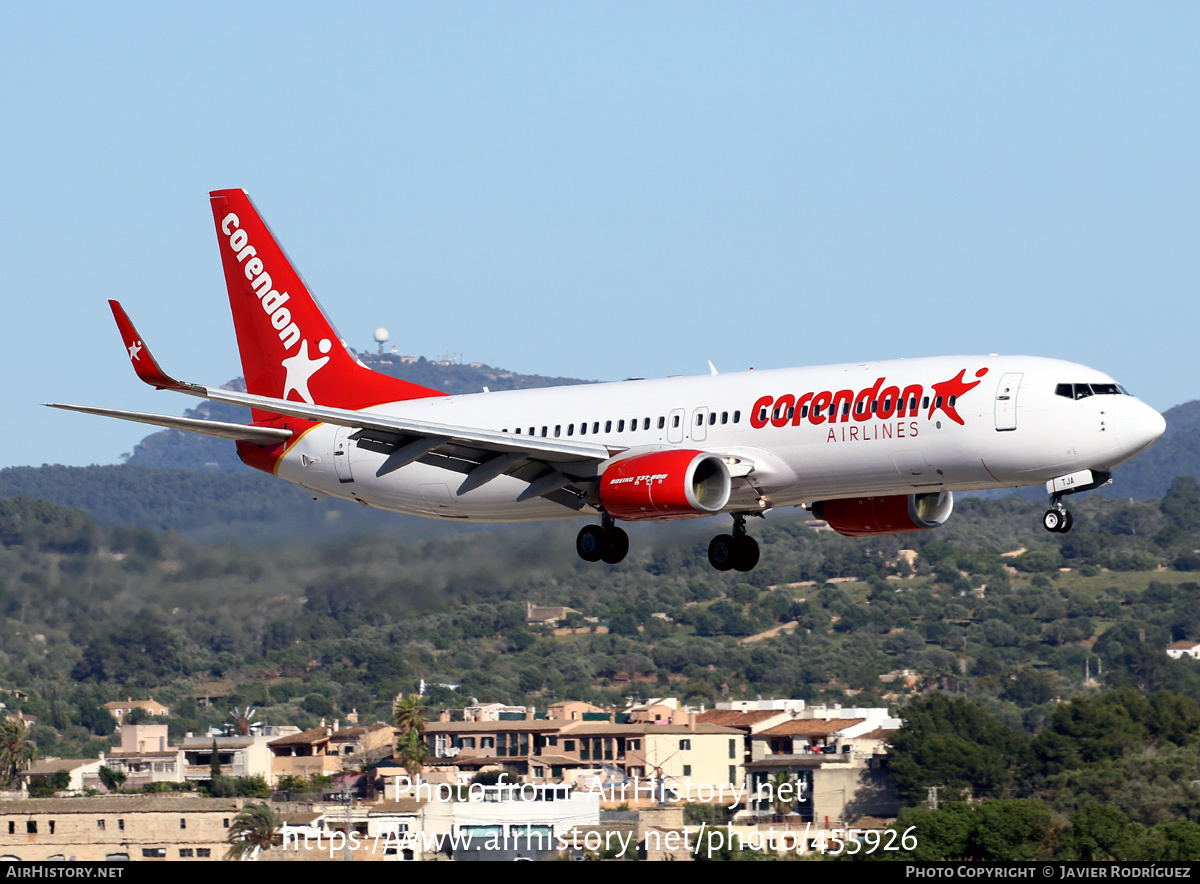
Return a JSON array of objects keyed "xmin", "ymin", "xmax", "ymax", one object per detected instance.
[
  {"xmin": 1104, "ymin": 399, "xmax": 1200, "ymax": 499},
  {"xmin": 5, "ymin": 480, "xmax": 1200, "ymax": 852},
  {"xmin": 6, "ymin": 478, "xmax": 1200, "ymax": 762}
]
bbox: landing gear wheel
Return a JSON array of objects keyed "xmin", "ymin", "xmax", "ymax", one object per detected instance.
[
  {"xmin": 1058, "ymin": 510, "xmax": 1073, "ymax": 533},
  {"xmin": 1043, "ymin": 509, "xmax": 1063, "ymax": 533},
  {"xmin": 576, "ymin": 525, "xmax": 607, "ymax": 562},
  {"xmin": 732, "ymin": 536, "xmax": 760, "ymax": 572},
  {"xmin": 601, "ymin": 527, "xmax": 629, "ymax": 564},
  {"xmin": 708, "ymin": 535, "xmax": 736, "ymax": 571}
]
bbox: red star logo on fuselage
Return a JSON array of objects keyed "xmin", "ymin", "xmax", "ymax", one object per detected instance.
[{"xmin": 928, "ymin": 367, "xmax": 989, "ymax": 425}]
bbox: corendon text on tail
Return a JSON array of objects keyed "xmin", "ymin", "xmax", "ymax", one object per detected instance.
[{"xmin": 48, "ymin": 189, "xmax": 1167, "ymax": 572}]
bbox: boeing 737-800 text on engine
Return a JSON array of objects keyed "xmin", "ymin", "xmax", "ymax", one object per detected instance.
[{"xmin": 49, "ymin": 190, "xmax": 1167, "ymax": 571}]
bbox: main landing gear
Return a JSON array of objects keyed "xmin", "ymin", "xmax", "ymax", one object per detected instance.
[
  {"xmin": 576, "ymin": 514, "xmax": 629, "ymax": 565},
  {"xmin": 708, "ymin": 513, "xmax": 760, "ymax": 572}
]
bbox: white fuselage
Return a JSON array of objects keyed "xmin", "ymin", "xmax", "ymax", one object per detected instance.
[{"xmin": 274, "ymin": 355, "xmax": 1165, "ymax": 522}]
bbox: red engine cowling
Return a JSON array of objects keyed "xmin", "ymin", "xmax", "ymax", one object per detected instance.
[
  {"xmin": 811, "ymin": 491, "xmax": 954, "ymax": 537},
  {"xmin": 598, "ymin": 450, "xmax": 732, "ymax": 521}
]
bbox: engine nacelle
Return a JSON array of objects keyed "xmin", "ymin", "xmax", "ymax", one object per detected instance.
[
  {"xmin": 811, "ymin": 491, "xmax": 954, "ymax": 537},
  {"xmin": 598, "ymin": 449, "xmax": 732, "ymax": 521}
]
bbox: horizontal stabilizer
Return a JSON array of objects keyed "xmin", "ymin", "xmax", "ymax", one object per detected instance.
[{"xmin": 45, "ymin": 403, "xmax": 293, "ymax": 443}]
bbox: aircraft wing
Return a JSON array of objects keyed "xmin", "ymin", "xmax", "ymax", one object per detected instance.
[{"xmin": 196, "ymin": 386, "xmax": 625, "ymax": 507}]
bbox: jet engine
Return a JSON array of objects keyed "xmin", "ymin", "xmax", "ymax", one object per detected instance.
[
  {"xmin": 598, "ymin": 449, "xmax": 732, "ymax": 521},
  {"xmin": 811, "ymin": 491, "xmax": 954, "ymax": 537}
]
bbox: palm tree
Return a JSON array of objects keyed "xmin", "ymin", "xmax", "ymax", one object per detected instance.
[
  {"xmin": 770, "ymin": 771, "xmax": 797, "ymax": 816},
  {"xmin": 0, "ymin": 719, "xmax": 37, "ymax": 788},
  {"xmin": 393, "ymin": 694, "xmax": 430, "ymax": 776},
  {"xmin": 225, "ymin": 802, "xmax": 282, "ymax": 861},
  {"xmin": 396, "ymin": 729, "xmax": 430, "ymax": 776},
  {"xmin": 393, "ymin": 694, "xmax": 427, "ymax": 736}
]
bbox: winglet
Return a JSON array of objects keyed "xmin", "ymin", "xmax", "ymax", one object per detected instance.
[{"xmin": 108, "ymin": 300, "xmax": 202, "ymax": 394}]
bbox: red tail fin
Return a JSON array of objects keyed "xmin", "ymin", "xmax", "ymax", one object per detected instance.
[{"xmin": 209, "ymin": 189, "xmax": 444, "ymax": 418}]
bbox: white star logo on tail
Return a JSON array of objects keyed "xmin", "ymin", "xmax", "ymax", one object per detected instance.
[
  {"xmin": 281, "ymin": 339, "xmax": 330, "ymax": 404},
  {"xmin": 128, "ymin": 340, "xmax": 142, "ymax": 362}
]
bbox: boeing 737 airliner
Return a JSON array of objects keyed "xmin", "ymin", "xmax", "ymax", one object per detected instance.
[{"xmin": 49, "ymin": 190, "xmax": 1167, "ymax": 572}]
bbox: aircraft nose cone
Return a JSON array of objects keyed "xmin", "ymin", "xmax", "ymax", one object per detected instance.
[{"xmin": 1116, "ymin": 402, "xmax": 1166, "ymax": 457}]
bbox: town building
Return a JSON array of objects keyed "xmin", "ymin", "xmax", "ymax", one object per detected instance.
[
  {"xmin": 1166, "ymin": 641, "xmax": 1200, "ymax": 660},
  {"xmin": 0, "ymin": 796, "xmax": 244, "ymax": 861},
  {"xmin": 422, "ymin": 717, "xmax": 743, "ymax": 797},
  {"xmin": 104, "ymin": 698, "xmax": 170, "ymax": 721}
]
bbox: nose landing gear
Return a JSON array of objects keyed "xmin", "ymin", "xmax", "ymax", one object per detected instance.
[
  {"xmin": 1042, "ymin": 503, "xmax": 1073, "ymax": 534},
  {"xmin": 1041, "ymin": 469, "xmax": 1111, "ymax": 533},
  {"xmin": 576, "ymin": 514, "xmax": 629, "ymax": 564},
  {"xmin": 708, "ymin": 513, "xmax": 760, "ymax": 572}
]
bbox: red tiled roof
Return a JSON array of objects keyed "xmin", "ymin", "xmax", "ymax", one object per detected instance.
[
  {"xmin": 758, "ymin": 718, "xmax": 865, "ymax": 737},
  {"xmin": 695, "ymin": 710, "xmax": 782, "ymax": 728}
]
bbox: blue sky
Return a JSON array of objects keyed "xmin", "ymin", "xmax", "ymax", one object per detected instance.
[{"xmin": 3, "ymin": 3, "xmax": 1197, "ymax": 469}]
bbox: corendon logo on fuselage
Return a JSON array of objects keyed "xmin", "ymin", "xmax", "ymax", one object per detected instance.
[
  {"xmin": 749, "ymin": 368, "xmax": 988, "ymax": 443},
  {"xmin": 220, "ymin": 213, "xmax": 330, "ymax": 405}
]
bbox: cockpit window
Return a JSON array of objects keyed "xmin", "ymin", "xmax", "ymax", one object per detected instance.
[{"xmin": 1056, "ymin": 382, "xmax": 1126, "ymax": 399}]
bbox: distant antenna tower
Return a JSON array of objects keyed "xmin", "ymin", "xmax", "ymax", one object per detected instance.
[{"xmin": 373, "ymin": 327, "xmax": 389, "ymax": 355}]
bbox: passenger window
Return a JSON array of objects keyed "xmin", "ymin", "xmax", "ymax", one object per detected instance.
[
  {"xmin": 733, "ymin": 411, "xmax": 740, "ymax": 423},
  {"xmin": 785, "ymin": 407, "xmax": 792, "ymax": 420},
  {"xmin": 606, "ymin": 421, "xmax": 612, "ymax": 433},
  {"xmin": 801, "ymin": 405, "xmax": 809, "ymax": 418},
  {"xmin": 657, "ymin": 416, "xmax": 665, "ymax": 429},
  {"xmin": 871, "ymin": 401, "xmax": 877, "ymax": 413},
  {"xmin": 721, "ymin": 412, "xmax": 728, "ymax": 424},
  {"xmin": 529, "ymin": 427, "xmax": 535, "ymax": 436},
  {"xmin": 843, "ymin": 403, "xmax": 850, "ymax": 416},
  {"xmin": 578, "ymin": 423, "xmax": 585, "ymax": 436},
  {"xmin": 773, "ymin": 408, "xmax": 780, "ymax": 420},
  {"xmin": 643, "ymin": 418, "xmax": 650, "ymax": 430},
  {"xmin": 593, "ymin": 422, "xmax": 600, "ymax": 433},
  {"xmin": 948, "ymin": 396, "xmax": 956, "ymax": 407},
  {"xmin": 855, "ymin": 401, "xmax": 864, "ymax": 415},
  {"xmin": 709, "ymin": 412, "xmax": 717, "ymax": 425},
  {"xmin": 698, "ymin": 414, "xmax": 705, "ymax": 426},
  {"xmin": 541, "ymin": 427, "xmax": 548, "ymax": 437},
  {"xmin": 567, "ymin": 424, "xmax": 574, "ymax": 436},
  {"xmin": 672, "ymin": 415, "xmax": 680, "ymax": 428},
  {"xmin": 758, "ymin": 408, "xmax": 767, "ymax": 422},
  {"xmin": 922, "ymin": 397, "xmax": 930, "ymax": 409},
  {"xmin": 618, "ymin": 420, "xmax": 625, "ymax": 432}
]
